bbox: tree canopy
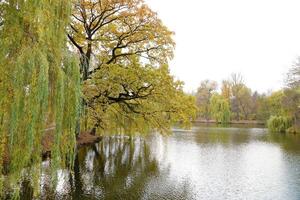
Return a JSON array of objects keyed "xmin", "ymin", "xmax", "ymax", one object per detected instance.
[
  {"xmin": 84, "ymin": 62, "xmax": 196, "ymax": 134},
  {"xmin": 68, "ymin": 0, "xmax": 174, "ymax": 80},
  {"xmin": 67, "ymin": 0, "xmax": 195, "ymax": 132}
]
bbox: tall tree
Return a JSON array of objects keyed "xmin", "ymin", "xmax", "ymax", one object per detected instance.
[
  {"xmin": 0, "ymin": 0, "xmax": 80, "ymax": 196},
  {"xmin": 282, "ymin": 89, "xmax": 300, "ymax": 129},
  {"xmin": 283, "ymin": 58, "xmax": 300, "ymax": 131},
  {"xmin": 287, "ymin": 56, "xmax": 300, "ymax": 88},
  {"xmin": 68, "ymin": 0, "xmax": 194, "ymax": 132},
  {"xmin": 250, "ymin": 91, "xmax": 260, "ymax": 120},
  {"xmin": 221, "ymin": 80, "xmax": 231, "ymax": 101},
  {"xmin": 238, "ymin": 86, "xmax": 252, "ymax": 120},
  {"xmin": 195, "ymin": 80, "xmax": 217, "ymax": 120},
  {"xmin": 230, "ymin": 73, "xmax": 250, "ymax": 120}
]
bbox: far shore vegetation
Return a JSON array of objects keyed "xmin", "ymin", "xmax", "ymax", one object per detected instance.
[{"xmin": 194, "ymin": 67, "xmax": 300, "ymax": 133}]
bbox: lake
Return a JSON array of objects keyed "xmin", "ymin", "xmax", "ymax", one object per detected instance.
[{"xmin": 17, "ymin": 124, "xmax": 300, "ymax": 200}]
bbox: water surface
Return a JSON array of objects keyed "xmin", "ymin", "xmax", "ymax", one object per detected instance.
[{"xmin": 20, "ymin": 125, "xmax": 300, "ymax": 199}]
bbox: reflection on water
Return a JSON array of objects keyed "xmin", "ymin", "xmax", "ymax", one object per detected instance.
[{"xmin": 15, "ymin": 125, "xmax": 300, "ymax": 200}]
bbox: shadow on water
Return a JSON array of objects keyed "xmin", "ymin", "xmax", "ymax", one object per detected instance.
[
  {"xmin": 15, "ymin": 137, "xmax": 194, "ymax": 200},
  {"xmin": 265, "ymin": 132, "xmax": 300, "ymax": 153},
  {"xmin": 70, "ymin": 137, "xmax": 159, "ymax": 200}
]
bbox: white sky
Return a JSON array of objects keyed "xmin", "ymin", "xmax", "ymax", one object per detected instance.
[{"xmin": 146, "ymin": 0, "xmax": 300, "ymax": 93}]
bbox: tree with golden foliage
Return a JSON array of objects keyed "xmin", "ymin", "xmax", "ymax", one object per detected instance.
[
  {"xmin": 68, "ymin": 0, "xmax": 174, "ymax": 80},
  {"xmin": 68, "ymin": 0, "xmax": 195, "ymax": 133}
]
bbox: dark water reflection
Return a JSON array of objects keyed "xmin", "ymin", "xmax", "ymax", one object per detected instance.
[{"xmin": 17, "ymin": 125, "xmax": 300, "ymax": 200}]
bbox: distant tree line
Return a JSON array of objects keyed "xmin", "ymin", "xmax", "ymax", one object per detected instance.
[{"xmin": 195, "ymin": 66, "xmax": 300, "ymax": 133}]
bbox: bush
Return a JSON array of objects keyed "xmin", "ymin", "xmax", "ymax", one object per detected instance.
[
  {"xmin": 267, "ymin": 116, "xmax": 291, "ymax": 133},
  {"xmin": 286, "ymin": 126, "xmax": 300, "ymax": 134}
]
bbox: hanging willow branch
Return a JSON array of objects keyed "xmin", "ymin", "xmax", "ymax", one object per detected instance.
[{"xmin": 0, "ymin": 0, "xmax": 81, "ymax": 197}]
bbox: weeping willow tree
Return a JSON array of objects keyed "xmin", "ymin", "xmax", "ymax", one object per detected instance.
[
  {"xmin": 267, "ymin": 116, "xmax": 291, "ymax": 133},
  {"xmin": 209, "ymin": 94, "xmax": 231, "ymax": 125},
  {"xmin": 0, "ymin": 0, "xmax": 80, "ymax": 197}
]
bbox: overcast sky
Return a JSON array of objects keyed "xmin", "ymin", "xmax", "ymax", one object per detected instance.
[{"xmin": 146, "ymin": 0, "xmax": 300, "ymax": 93}]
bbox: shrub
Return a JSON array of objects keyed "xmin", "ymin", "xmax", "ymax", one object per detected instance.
[
  {"xmin": 267, "ymin": 115, "xmax": 291, "ymax": 133},
  {"xmin": 286, "ymin": 126, "xmax": 300, "ymax": 134}
]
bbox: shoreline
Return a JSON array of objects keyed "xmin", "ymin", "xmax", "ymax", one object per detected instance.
[
  {"xmin": 193, "ymin": 119, "xmax": 265, "ymax": 125},
  {"xmin": 42, "ymin": 130, "xmax": 103, "ymax": 159}
]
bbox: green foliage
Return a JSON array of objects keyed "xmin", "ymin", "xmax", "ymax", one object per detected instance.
[
  {"xmin": 84, "ymin": 60, "xmax": 197, "ymax": 135},
  {"xmin": 267, "ymin": 116, "xmax": 291, "ymax": 133},
  {"xmin": 254, "ymin": 91, "xmax": 285, "ymax": 122},
  {"xmin": 209, "ymin": 94, "xmax": 231, "ymax": 124},
  {"xmin": 0, "ymin": 0, "xmax": 80, "ymax": 196},
  {"xmin": 267, "ymin": 91, "xmax": 286, "ymax": 116}
]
